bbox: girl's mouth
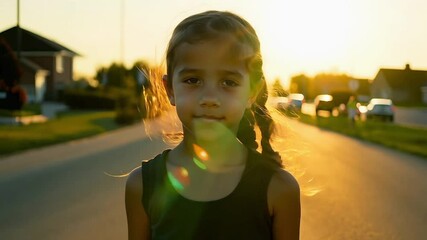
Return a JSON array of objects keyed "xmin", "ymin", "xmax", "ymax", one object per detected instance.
[{"xmin": 194, "ymin": 115, "xmax": 224, "ymax": 121}]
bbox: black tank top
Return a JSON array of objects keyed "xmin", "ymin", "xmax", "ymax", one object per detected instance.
[{"xmin": 141, "ymin": 148, "xmax": 277, "ymax": 240}]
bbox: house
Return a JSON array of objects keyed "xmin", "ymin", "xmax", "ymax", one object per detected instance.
[
  {"xmin": 0, "ymin": 26, "xmax": 79, "ymax": 102},
  {"xmin": 371, "ymin": 64, "xmax": 427, "ymax": 104}
]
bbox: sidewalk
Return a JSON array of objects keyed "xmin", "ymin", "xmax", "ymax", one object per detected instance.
[
  {"xmin": 0, "ymin": 101, "xmax": 68, "ymax": 125},
  {"xmin": 0, "ymin": 122, "xmax": 148, "ymax": 176},
  {"xmin": 0, "ymin": 111, "xmax": 179, "ymax": 176},
  {"xmin": 41, "ymin": 101, "xmax": 69, "ymax": 118}
]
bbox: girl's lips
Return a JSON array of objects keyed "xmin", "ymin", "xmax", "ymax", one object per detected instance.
[{"xmin": 194, "ymin": 115, "xmax": 224, "ymax": 121}]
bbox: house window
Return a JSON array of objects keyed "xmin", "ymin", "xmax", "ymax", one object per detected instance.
[{"xmin": 56, "ymin": 55, "xmax": 64, "ymax": 73}]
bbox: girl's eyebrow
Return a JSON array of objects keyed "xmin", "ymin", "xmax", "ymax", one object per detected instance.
[
  {"xmin": 177, "ymin": 67, "xmax": 243, "ymax": 78},
  {"xmin": 220, "ymin": 69, "xmax": 244, "ymax": 78},
  {"xmin": 176, "ymin": 67, "xmax": 200, "ymax": 76}
]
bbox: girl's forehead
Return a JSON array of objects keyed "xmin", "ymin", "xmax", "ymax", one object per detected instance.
[{"xmin": 173, "ymin": 34, "xmax": 254, "ymax": 67}]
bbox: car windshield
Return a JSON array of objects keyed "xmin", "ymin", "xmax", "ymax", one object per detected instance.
[
  {"xmin": 316, "ymin": 95, "xmax": 333, "ymax": 102},
  {"xmin": 289, "ymin": 94, "xmax": 304, "ymax": 101},
  {"xmin": 370, "ymin": 98, "xmax": 392, "ymax": 105},
  {"xmin": 373, "ymin": 104, "xmax": 392, "ymax": 108}
]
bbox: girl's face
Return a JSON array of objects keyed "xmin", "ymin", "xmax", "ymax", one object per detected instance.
[{"xmin": 166, "ymin": 35, "xmax": 255, "ymax": 141}]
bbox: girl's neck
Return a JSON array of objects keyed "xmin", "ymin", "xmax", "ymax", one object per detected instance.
[{"xmin": 176, "ymin": 135, "xmax": 247, "ymax": 172}]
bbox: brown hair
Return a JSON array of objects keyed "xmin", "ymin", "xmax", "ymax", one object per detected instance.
[{"xmin": 164, "ymin": 10, "xmax": 282, "ymax": 167}]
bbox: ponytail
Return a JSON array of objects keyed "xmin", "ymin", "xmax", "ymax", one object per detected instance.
[
  {"xmin": 237, "ymin": 78, "xmax": 282, "ymax": 168},
  {"xmin": 237, "ymin": 109, "xmax": 257, "ymax": 150}
]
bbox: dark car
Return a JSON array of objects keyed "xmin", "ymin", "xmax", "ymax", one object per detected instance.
[
  {"xmin": 314, "ymin": 94, "xmax": 334, "ymax": 115},
  {"xmin": 366, "ymin": 98, "xmax": 394, "ymax": 122}
]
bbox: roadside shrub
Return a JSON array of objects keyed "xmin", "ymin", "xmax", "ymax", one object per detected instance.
[
  {"xmin": 63, "ymin": 89, "xmax": 117, "ymax": 110},
  {"xmin": 63, "ymin": 86, "xmax": 151, "ymax": 125},
  {"xmin": 115, "ymin": 95, "xmax": 141, "ymax": 125}
]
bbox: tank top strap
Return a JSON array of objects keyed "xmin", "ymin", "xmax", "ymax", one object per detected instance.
[{"xmin": 140, "ymin": 149, "xmax": 171, "ymax": 212}]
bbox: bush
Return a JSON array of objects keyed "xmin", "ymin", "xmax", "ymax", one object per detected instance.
[
  {"xmin": 63, "ymin": 87, "xmax": 150, "ymax": 125},
  {"xmin": 63, "ymin": 89, "xmax": 117, "ymax": 110},
  {"xmin": 115, "ymin": 95, "xmax": 141, "ymax": 125}
]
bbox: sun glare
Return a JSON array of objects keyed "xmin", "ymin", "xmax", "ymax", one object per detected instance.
[{"xmin": 253, "ymin": 0, "xmax": 354, "ymax": 78}]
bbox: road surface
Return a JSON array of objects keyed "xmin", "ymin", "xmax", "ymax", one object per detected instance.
[
  {"xmin": 278, "ymin": 117, "xmax": 427, "ymax": 239},
  {"xmin": 1, "ymin": 115, "xmax": 426, "ymax": 239}
]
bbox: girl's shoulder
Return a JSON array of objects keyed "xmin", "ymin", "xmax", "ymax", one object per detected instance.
[
  {"xmin": 269, "ymin": 168, "xmax": 300, "ymax": 198},
  {"xmin": 247, "ymin": 149, "xmax": 300, "ymax": 230},
  {"xmin": 267, "ymin": 167, "xmax": 300, "ymax": 220},
  {"xmin": 246, "ymin": 149, "xmax": 299, "ymax": 192},
  {"xmin": 267, "ymin": 168, "xmax": 301, "ymax": 238},
  {"xmin": 125, "ymin": 166, "xmax": 143, "ymax": 209},
  {"xmin": 126, "ymin": 149, "xmax": 171, "ymax": 196}
]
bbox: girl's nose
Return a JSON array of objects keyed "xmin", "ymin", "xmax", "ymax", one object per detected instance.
[
  {"xmin": 199, "ymin": 85, "xmax": 220, "ymax": 107},
  {"xmin": 199, "ymin": 95, "xmax": 220, "ymax": 107}
]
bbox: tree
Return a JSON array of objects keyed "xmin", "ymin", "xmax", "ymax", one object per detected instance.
[
  {"xmin": 271, "ymin": 78, "xmax": 287, "ymax": 97},
  {"xmin": 289, "ymin": 74, "xmax": 310, "ymax": 98},
  {"xmin": 90, "ymin": 60, "xmax": 171, "ymax": 123}
]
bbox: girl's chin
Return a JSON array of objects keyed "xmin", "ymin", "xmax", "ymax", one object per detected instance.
[{"xmin": 192, "ymin": 118, "xmax": 232, "ymax": 142}]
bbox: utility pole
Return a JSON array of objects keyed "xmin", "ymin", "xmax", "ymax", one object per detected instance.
[
  {"xmin": 120, "ymin": 0, "xmax": 125, "ymax": 64},
  {"xmin": 17, "ymin": 0, "xmax": 21, "ymax": 60}
]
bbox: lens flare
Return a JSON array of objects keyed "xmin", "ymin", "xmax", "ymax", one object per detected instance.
[
  {"xmin": 192, "ymin": 144, "xmax": 209, "ymax": 170},
  {"xmin": 193, "ymin": 157, "xmax": 207, "ymax": 170},
  {"xmin": 167, "ymin": 167, "xmax": 190, "ymax": 191},
  {"xmin": 180, "ymin": 167, "xmax": 189, "ymax": 178},
  {"xmin": 193, "ymin": 144, "xmax": 209, "ymax": 161}
]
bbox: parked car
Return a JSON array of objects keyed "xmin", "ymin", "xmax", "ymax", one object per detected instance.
[
  {"xmin": 314, "ymin": 94, "xmax": 334, "ymax": 115},
  {"xmin": 287, "ymin": 93, "xmax": 305, "ymax": 111},
  {"xmin": 366, "ymin": 98, "xmax": 394, "ymax": 122},
  {"xmin": 274, "ymin": 96, "xmax": 289, "ymax": 110}
]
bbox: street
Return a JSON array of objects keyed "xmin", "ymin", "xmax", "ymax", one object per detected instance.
[
  {"xmin": 277, "ymin": 117, "xmax": 427, "ymax": 239},
  {"xmin": 1, "ymin": 114, "xmax": 426, "ymax": 239}
]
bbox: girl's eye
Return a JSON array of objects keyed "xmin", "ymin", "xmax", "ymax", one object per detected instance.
[
  {"xmin": 184, "ymin": 78, "xmax": 201, "ymax": 85},
  {"xmin": 222, "ymin": 79, "xmax": 239, "ymax": 87}
]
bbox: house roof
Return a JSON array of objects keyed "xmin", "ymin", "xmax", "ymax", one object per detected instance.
[
  {"xmin": 377, "ymin": 65, "xmax": 427, "ymax": 89},
  {"xmin": 0, "ymin": 26, "xmax": 79, "ymax": 56}
]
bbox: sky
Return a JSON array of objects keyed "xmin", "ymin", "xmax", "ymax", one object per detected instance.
[{"xmin": 1, "ymin": 0, "xmax": 427, "ymax": 86}]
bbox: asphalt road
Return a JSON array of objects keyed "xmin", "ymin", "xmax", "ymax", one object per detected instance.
[
  {"xmin": 279, "ymin": 118, "xmax": 427, "ymax": 239},
  {"xmin": 1, "ymin": 115, "xmax": 426, "ymax": 239},
  {"xmin": 0, "ymin": 122, "xmax": 170, "ymax": 240}
]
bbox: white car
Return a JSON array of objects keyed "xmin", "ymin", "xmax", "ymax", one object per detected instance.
[
  {"xmin": 273, "ymin": 96, "xmax": 289, "ymax": 110},
  {"xmin": 366, "ymin": 98, "xmax": 394, "ymax": 122}
]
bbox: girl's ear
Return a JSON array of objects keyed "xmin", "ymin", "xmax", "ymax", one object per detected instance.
[{"xmin": 162, "ymin": 75, "xmax": 175, "ymax": 106}]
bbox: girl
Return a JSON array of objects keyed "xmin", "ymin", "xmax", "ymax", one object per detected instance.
[{"xmin": 126, "ymin": 10, "xmax": 300, "ymax": 240}]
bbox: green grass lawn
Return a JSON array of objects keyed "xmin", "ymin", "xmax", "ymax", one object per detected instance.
[
  {"xmin": 0, "ymin": 103, "xmax": 42, "ymax": 117},
  {"xmin": 295, "ymin": 113, "xmax": 427, "ymax": 159},
  {"xmin": 0, "ymin": 111, "xmax": 121, "ymax": 157}
]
